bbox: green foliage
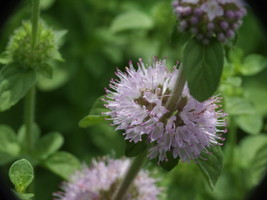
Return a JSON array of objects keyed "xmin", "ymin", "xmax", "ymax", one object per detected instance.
[
  {"xmin": 197, "ymin": 146, "xmax": 223, "ymax": 190},
  {"xmin": 110, "ymin": 10, "xmax": 153, "ymax": 33},
  {"xmin": 0, "ymin": 1, "xmax": 267, "ymax": 200},
  {"xmin": 182, "ymin": 38, "xmax": 224, "ymax": 101},
  {"xmin": 224, "ymin": 97, "xmax": 254, "ymax": 115},
  {"xmin": 125, "ymin": 138, "xmax": 147, "ymax": 157},
  {"xmin": 79, "ymin": 115, "xmax": 106, "ymax": 127},
  {"xmin": 37, "ymin": 65, "xmax": 69, "ymax": 91},
  {"xmin": 159, "ymin": 152, "xmax": 179, "ymax": 171},
  {"xmin": 33, "ymin": 132, "xmax": 64, "ymax": 160},
  {"xmin": 235, "ymin": 114, "xmax": 262, "ymax": 135},
  {"xmin": 239, "ymin": 54, "xmax": 267, "ymax": 76},
  {"xmin": 0, "ymin": 65, "xmax": 37, "ymax": 111},
  {"xmin": 0, "ymin": 125, "xmax": 20, "ymax": 165},
  {"xmin": 9, "ymin": 159, "xmax": 34, "ymax": 193},
  {"xmin": 15, "ymin": 193, "xmax": 35, "ymax": 200},
  {"xmin": 79, "ymin": 96, "xmax": 109, "ymax": 127},
  {"xmin": 43, "ymin": 151, "xmax": 81, "ymax": 180},
  {"xmin": 18, "ymin": 124, "xmax": 41, "ymax": 151}
]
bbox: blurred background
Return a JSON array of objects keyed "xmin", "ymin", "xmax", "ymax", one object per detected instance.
[{"xmin": 0, "ymin": 0, "xmax": 267, "ymax": 199}]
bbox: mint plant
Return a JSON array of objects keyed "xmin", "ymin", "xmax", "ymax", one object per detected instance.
[{"xmin": 1, "ymin": 0, "xmax": 267, "ymax": 200}]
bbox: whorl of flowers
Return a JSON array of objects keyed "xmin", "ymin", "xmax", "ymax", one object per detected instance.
[
  {"xmin": 172, "ymin": 0, "xmax": 247, "ymax": 44},
  {"xmin": 5, "ymin": 21, "xmax": 64, "ymax": 73},
  {"xmin": 104, "ymin": 58, "xmax": 227, "ymax": 162},
  {"xmin": 54, "ymin": 158, "xmax": 160, "ymax": 200}
]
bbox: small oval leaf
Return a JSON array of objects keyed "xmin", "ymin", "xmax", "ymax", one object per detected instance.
[
  {"xmin": 33, "ymin": 132, "xmax": 64, "ymax": 160},
  {"xmin": 0, "ymin": 125, "xmax": 20, "ymax": 165},
  {"xmin": 9, "ymin": 159, "xmax": 34, "ymax": 193},
  {"xmin": 43, "ymin": 151, "xmax": 81, "ymax": 180}
]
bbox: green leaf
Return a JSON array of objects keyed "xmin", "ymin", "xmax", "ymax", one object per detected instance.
[
  {"xmin": 79, "ymin": 115, "xmax": 106, "ymax": 128},
  {"xmin": 235, "ymin": 114, "xmax": 263, "ymax": 135},
  {"xmin": 43, "ymin": 151, "xmax": 81, "ymax": 180},
  {"xmin": 125, "ymin": 138, "xmax": 147, "ymax": 157},
  {"xmin": 228, "ymin": 47, "xmax": 244, "ymax": 69},
  {"xmin": 9, "ymin": 159, "xmax": 34, "ymax": 193},
  {"xmin": 79, "ymin": 96, "xmax": 109, "ymax": 128},
  {"xmin": 170, "ymin": 24, "xmax": 192, "ymax": 48},
  {"xmin": 159, "ymin": 152, "xmax": 179, "ymax": 171},
  {"xmin": 182, "ymin": 38, "xmax": 224, "ymax": 101},
  {"xmin": 0, "ymin": 52, "xmax": 11, "ymax": 65},
  {"xmin": 197, "ymin": 146, "xmax": 223, "ymax": 190},
  {"xmin": 15, "ymin": 192, "xmax": 35, "ymax": 200},
  {"xmin": 33, "ymin": 132, "xmax": 64, "ymax": 160},
  {"xmin": 249, "ymin": 143, "xmax": 267, "ymax": 187},
  {"xmin": 37, "ymin": 64, "xmax": 53, "ymax": 79},
  {"xmin": 90, "ymin": 95, "xmax": 110, "ymax": 115},
  {"xmin": 244, "ymin": 79, "xmax": 267, "ymax": 116},
  {"xmin": 0, "ymin": 65, "xmax": 37, "ymax": 111},
  {"xmin": 240, "ymin": 54, "xmax": 267, "ymax": 76},
  {"xmin": 224, "ymin": 97, "xmax": 255, "ymax": 115},
  {"xmin": 18, "ymin": 123, "xmax": 40, "ymax": 150},
  {"xmin": 0, "ymin": 125, "xmax": 20, "ymax": 165},
  {"xmin": 37, "ymin": 65, "xmax": 69, "ymax": 91},
  {"xmin": 53, "ymin": 30, "xmax": 68, "ymax": 48},
  {"xmin": 238, "ymin": 135, "xmax": 267, "ymax": 168},
  {"xmin": 40, "ymin": 0, "xmax": 55, "ymax": 10},
  {"xmin": 110, "ymin": 10, "xmax": 153, "ymax": 33},
  {"xmin": 224, "ymin": 76, "xmax": 242, "ymax": 87}
]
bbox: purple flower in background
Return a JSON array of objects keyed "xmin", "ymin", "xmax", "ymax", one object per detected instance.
[
  {"xmin": 201, "ymin": 0, "xmax": 224, "ymax": 20},
  {"xmin": 172, "ymin": 0, "xmax": 247, "ymax": 44},
  {"xmin": 104, "ymin": 58, "xmax": 227, "ymax": 162},
  {"xmin": 54, "ymin": 158, "xmax": 161, "ymax": 200}
]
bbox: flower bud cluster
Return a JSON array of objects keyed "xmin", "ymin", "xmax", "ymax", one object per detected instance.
[
  {"xmin": 172, "ymin": 0, "xmax": 246, "ymax": 44},
  {"xmin": 6, "ymin": 21, "xmax": 61, "ymax": 71}
]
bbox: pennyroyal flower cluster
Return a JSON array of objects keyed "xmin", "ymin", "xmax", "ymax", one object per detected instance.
[
  {"xmin": 104, "ymin": 58, "xmax": 227, "ymax": 163},
  {"xmin": 172, "ymin": 0, "xmax": 246, "ymax": 44},
  {"xmin": 54, "ymin": 158, "xmax": 160, "ymax": 200}
]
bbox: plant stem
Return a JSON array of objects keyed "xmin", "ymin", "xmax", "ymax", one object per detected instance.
[
  {"xmin": 160, "ymin": 67, "xmax": 186, "ymax": 122},
  {"xmin": 24, "ymin": 0, "xmax": 40, "ymax": 152},
  {"xmin": 112, "ymin": 152, "xmax": 147, "ymax": 200},
  {"xmin": 24, "ymin": 87, "xmax": 36, "ymax": 152},
  {"xmin": 31, "ymin": 0, "xmax": 40, "ymax": 49},
  {"xmin": 165, "ymin": 67, "xmax": 186, "ymax": 112},
  {"xmin": 228, "ymin": 116, "xmax": 237, "ymax": 166}
]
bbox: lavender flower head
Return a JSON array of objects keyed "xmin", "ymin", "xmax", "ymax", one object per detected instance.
[
  {"xmin": 172, "ymin": 0, "xmax": 247, "ymax": 44},
  {"xmin": 104, "ymin": 58, "xmax": 227, "ymax": 162},
  {"xmin": 54, "ymin": 158, "xmax": 160, "ymax": 200}
]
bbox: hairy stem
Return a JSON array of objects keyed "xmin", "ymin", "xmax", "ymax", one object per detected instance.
[
  {"xmin": 25, "ymin": 0, "xmax": 40, "ymax": 152},
  {"xmin": 31, "ymin": 0, "xmax": 40, "ymax": 49},
  {"xmin": 160, "ymin": 66, "xmax": 186, "ymax": 122},
  {"xmin": 166, "ymin": 67, "xmax": 186, "ymax": 111},
  {"xmin": 112, "ymin": 152, "xmax": 147, "ymax": 200},
  {"xmin": 24, "ymin": 87, "xmax": 35, "ymax": 152}
]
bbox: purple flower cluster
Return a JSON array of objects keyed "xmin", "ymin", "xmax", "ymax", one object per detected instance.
[
  {"xmin": 172, "ymin": 0, "xmax": 246, "ymax": 44},
  {"xmin": 104, "ymin": 58, "xmax": 227, "ymax": 162},
  {"xmin": 54, "ymin": 158, "xmax": 161, "ymax": 200}
]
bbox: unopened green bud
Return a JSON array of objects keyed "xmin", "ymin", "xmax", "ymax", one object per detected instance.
[{"xmin": 5, "ymin": 21, "xmax": 65, "ymax": 77}]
